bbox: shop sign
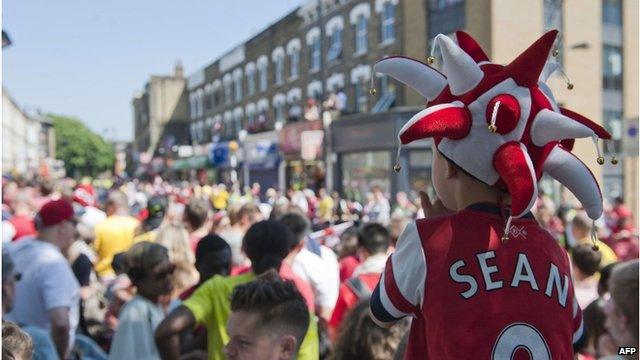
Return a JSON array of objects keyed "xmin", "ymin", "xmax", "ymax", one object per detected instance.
[
  {"xmin": 279, "ymin": 120, "xmax": 323, "ymax": 154},
  {"xmin": 301, "ymin": 130, "xmax": 324, "ymax": 161}
]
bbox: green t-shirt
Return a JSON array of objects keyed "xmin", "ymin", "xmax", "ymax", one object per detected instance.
[{"xmin": 183, "ymin": 272, "xmax": 319, "ymax": 360}]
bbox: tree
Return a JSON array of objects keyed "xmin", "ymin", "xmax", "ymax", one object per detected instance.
[{"xmin": 51, "ymin": 114, "xmax": 114, "ymax": 178}]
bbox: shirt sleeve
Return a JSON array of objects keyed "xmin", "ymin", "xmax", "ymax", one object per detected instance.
[
  {"xmin": 370, "ymin": 222, "xmax": 426, "ymax": 323},
  {"xmin": 572, "ymin": 297, "xmax": 586, "ymax": 351},
  {"xmin": 41, "ymin": 261, "xmax": 78, "ymax": 310},
  {"xmin": 183, "ymin": 277, "xmax": 216, "ymax": 325}
]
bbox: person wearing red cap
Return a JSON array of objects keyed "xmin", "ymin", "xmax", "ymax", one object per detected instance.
[{"xmin": 5, "ymin": 199, "xmax": 80, "ymax": 360}]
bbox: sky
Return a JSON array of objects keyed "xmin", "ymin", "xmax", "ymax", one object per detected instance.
[{"xmin": 3, "ymin": 0, "xmax": 307, "ymax": 142}]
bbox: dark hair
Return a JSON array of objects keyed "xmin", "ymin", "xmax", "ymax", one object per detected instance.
[
  {"xmin": 184, "ymin": 199, "xmax": 209, "ymax": 230},
  {"xmin": 243, "ymin": 221, "xmax": 292, "ymax": 274},
  {"xmin": 279, "ymin": 212, "xmax": 310, "ymax": 250},
  {"xmin": 358, "ymin": 223, "xmax": 391, "ymax": 255},
  {"xmin": 2, "ymin": 321, "xmax": 33, "ymax": 360},
  {"xmin": 339, "ymin": 226, "xmax": 359, "ymax": 258},
  {"xmin": 124, "ymin": 242, "xmax": 169, "ymax": 284},
  {"xmin": 230, "ymin": 272, "xmax": 310, "ymax": 350},
  {"xmin": 195, "ymin": 234, "xmax": 232, "ymax": 278},
  {"xmin": 598, "ymin": 262, "xmax": 619, "ymax": 296},
  {"xmin": 331, "ymin": 301, "xmax": 410, "ymax": 360},
  {"xmin": 571, "ymin": 244, "xmax": 602, "ymax": 277},
  {"xmin": 583, "ymin": 299, "xmax": 607, "ymax": 353}
]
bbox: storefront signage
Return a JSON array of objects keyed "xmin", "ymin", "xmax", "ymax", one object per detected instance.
[{"xmin": 279, "ymin": 120, "xmax": 323, "ymax": 154}]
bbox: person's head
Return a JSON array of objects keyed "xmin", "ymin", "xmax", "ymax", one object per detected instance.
[
  {"xmin": 195, "ymin": 234, "xmax": 232, "ymax": 280},
  {"xmin": 2, "ymin": 321, "xmax": 33, "ymax": 360},
  {"xmin": 583, "ymin": 299, "xmax": 608, "ymax": 356},
  {"xmin": 2, "ymin": 249, "xmax": 19, "ymax": 314},
  {"xmin": 35, "ymin": 199, "xmax": 77, "ymax": 251},
  {"xmin": 571, "ymin": 243, "xmax": 602, "ymax": 280},
  {"xmin": 332, "ymin": 301, "xmax": 410, "ymax": 360},
  {"xmin": 571, "ymin": 212, "xmax": 592, "ymax": 241},
  {"xmin": 184, "ymin": 199, "xmax": 210, "ymax": 232},
  {"xmin": 338, "ymin": 226, "xmax": 359, "ymax": 258},
  {"xmin": 144, "ymin": 195, "xmax": 168, "ymax": 231},
  {"xmin": 106, "ymin": 190, "xmax": 129, "ymax": 216},
  {"xmin": 235, "ymin": 203, "xmax": 263, "ymax": 230},
  {"xmin": 154, "ymin": 223, "xmax": 194, "ymax": 266},
  {"xmin": 124, "ymin": 242, "xmax": 173, "ymax": 301},
  {"xmin": 604, "ymin": 260, "xmax": 639, "ymax": 348},
  {"xmin": 225, "ymin": 272, "xmax": 309, "ymax": 360},
  {"xmin": 278, "ymin": 212, "xmax": 310, "ymax": 252},
  {"xmin": 38, "ymin": 178, "xmax": 55, "ymax": 196},
  {"xmin": 357, "ymin": 223, "xmax": 391, "ymax": 258},
  {"xmin": 598, "ymin": 262, "xmax": 618, "ymax": 296},
  {"xmin": 433, "ymin": 147, "xmax": 514, "ymax": 212},
  {"xmin": 242, "ymin": 221, "xmax": 292, "ymax": 275}
]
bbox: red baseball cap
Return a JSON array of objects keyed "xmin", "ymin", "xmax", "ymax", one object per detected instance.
[{"xmin": 37, "ymin": 199, "xmax": 75, "ymax": 228}]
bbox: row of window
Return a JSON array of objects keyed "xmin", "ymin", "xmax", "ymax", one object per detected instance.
[{"xmin": 189, "ymin": 1, "xmax": 397, "ymax": 119}]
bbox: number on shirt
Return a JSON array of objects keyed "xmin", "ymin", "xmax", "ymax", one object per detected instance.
[{"xmin": 492, "ymin": 323, "xmax": 551, "ymax": 359}]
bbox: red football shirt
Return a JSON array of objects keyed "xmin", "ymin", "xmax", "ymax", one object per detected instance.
[
  {"xmin": 329, "ymin": 272, "xmax": 379, "ymax": 332},
  {"xmin": 370, "ymin": 203, "xmax": 584, "ymax": 359}
]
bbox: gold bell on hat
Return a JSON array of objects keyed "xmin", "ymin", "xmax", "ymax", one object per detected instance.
[
  {"xmin": 552, "ymin": 48, "xmax": 559, "ymax": 57},
  {"xmin": 393, "ymin": 164, "xmax": 402, "ymax": 172},
  {"xmin": 369, "ymin": 87, "xmax": 377, "ymax": 96},
  {"xmin": 597, "ymin": 156, "xmax": 605, "ymax": 165},
  {"xmin": 488, "ymin": 124, "xmax": 497, "ymax": 133},
  {"xmin": 427, "ymin": 56, "xmax": 435, "ymax": 65},
  {"xmin": 611, "ymin": 156, "xmax": 619, "ymax": 165},
  {"xmin": 567, "ymin": 82, "xmax": 574, "ymax": 90}
]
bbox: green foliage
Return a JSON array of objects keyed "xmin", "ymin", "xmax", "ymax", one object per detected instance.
[{"xmin": 51, "ymin": 114, "xmax": 114, "ymax": 178}]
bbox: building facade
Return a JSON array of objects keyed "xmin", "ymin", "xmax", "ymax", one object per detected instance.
[
  {"xmin": 2, "ymin": 89, "xmax": 56, "ymax": 178},
  {"xmin": 132, "ymin": 62, "xmax": 189, "ymax": 173},
  {"xmin": 151, "ymin": 0, "xmax": 637, "ymax": 214}
]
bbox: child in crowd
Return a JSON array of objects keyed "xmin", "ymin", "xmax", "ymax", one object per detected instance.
[{"xmin": 369, "ymin": 30, "xmax": 610, "ymax": 358}]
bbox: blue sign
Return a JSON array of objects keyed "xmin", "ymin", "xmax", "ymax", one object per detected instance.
[{"xmin": 210, "ymin": 142, "xmax": 230, "ymax": 167}]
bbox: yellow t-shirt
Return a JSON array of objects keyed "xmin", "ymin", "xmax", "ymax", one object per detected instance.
[
  {"xmin": 93, "ymin": 215, "xmax": 140, "ymax": 277},
  {"xmin": 211, "ymin": 190, "xmax": 229, "ymax": 210},
  {"xmin": 132, "ymin": 230, "xmax": 157, "ymax": 244},
  {"xmin": 183, "ymin": 272, "xmax": 319, "ymax": 360},
  {"xmin": 318, "ymin": 196, "xmax": 334, "ymax": 222}
]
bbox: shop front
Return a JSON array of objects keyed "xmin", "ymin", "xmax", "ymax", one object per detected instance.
[
  {"xmin": 279, "ymin": 120, "xmax": 325, "ymax": 191},
  {"xmin": 331, "ymin": 109, "xmax": 433, "ymax": 201},
  {"xmin": 209, "ymin": 141, "xmax": 243, "ymax": 186},
  {"xmin": 243, "ymin": 131, "xmax": 280, "ymax": 190}
]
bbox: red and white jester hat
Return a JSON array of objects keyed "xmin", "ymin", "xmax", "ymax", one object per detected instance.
[{"xmin": 374, "ymin": 30, "xmax": 614, "ymax": 242}]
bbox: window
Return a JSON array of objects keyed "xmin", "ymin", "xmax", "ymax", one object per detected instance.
[
  {"xmin": 224, "ymin": 77, "xmax": 232, "ymax": 106},
  {"xmin": 327, "ymin": 29, "xmax": 342, "ymax": 61},
  {"xmin": 189, "ymin": 93, "xmax": 196, "ymax": 119},
  {"xmin": 380, "ymin": 2, "xmax": 395, "ymax": 43},
  {"xmin": 290, "ymin": 50, "xmax": 299, "ymax": 79},
  {"xmin": 247, "ymin": 70, "xmax": 256, "ymax": 97},
  {"xmin": 603, "ymin": 45, "xmax": 623, "ymax": 90},
  {"xmin": 427, "ymin": 0, "xmax": 464, "ymax": 52},
  {"xmin": 204, "ymin": 86, "xmax": 212, "ymax": 112},
  {"xmin": 275, "ymin": 103, "xmax": 285, "ymax": 122},
  {"xmin": 603, "ymin": 110, "xmax": 623, "ymax": 154},
  {"xmin": 234, "ymin": 74, "xmax": 243, "ymax": 102},
  {"xmin": 310, "ymin": 36, "xmax": 321, "ymax": 71},
  {"xmin": 603, "ymin": 0, "xmax": 622, "ymax": 26},
  {"xmin": 355, "ymin": 16, "xmax": 368, "ymax": 54},
  {"xmin": 259, "ymin": 65, "xmax": 268, "ymax": 92},
  {"xmin": 213, "ymin": 89, "xmax": 221, "ymax": 108},
  {"xmin": 354, "ymin": 80, "xmax": 368, "ymax": 113},
  {"xmin": 275, "ymin": 56, "xmax": 284, "ymax": 85},
  {"xmin": 196, "ymin": 90, "xmax": 204, "ymax": 117}
]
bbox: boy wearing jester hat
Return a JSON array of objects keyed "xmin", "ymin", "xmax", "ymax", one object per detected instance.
[{"xmin": 368, "ymin": 30, "xmax": 613, "ymax": 359}]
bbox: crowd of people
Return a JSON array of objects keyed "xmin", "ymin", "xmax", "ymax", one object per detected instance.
[{"xmin": 0, "ymin": 174, "xmax": 638, "ymax": 359}]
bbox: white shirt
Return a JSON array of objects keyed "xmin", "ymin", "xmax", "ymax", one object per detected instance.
[
  {"xmin": 109, "ymin": 295, "xmax": 164, "ymax": 360},
  {"xmin": 352, "ymin": 253, "xmax": 388, "ymax": 278},
  {"xmin": 6, "ymin": 238, "xmax": 80, "ymax": 353},
  {"xmin": 292, "ymin": 246, "xmax": 340, "ymax": 309}
]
